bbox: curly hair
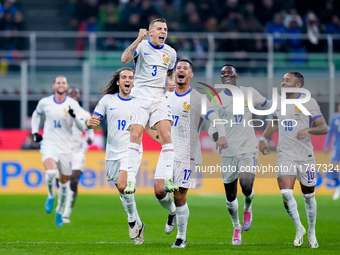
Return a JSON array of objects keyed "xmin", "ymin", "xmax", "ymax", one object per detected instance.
[{"xmin": 101, "ymin": 67, "xmax": 134, "ymax": 95}]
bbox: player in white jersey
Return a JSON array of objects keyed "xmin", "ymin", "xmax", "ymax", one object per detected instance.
[
  {"xmin": 259, "ymin": 72, "xmax": 328, "ymax": 248},
  {"xmin": 208, "ymin": 64, "xmax": 271, "ymax": 245},
  {"xmin": 86, "ymin": 67, "xmax": 145, "ymax": 245},
  {"xmin": 62, "ymin": 88, "xmax": 94, "ymax": 224},
  {"xmin": 145, "ymin": 59, "xmax": 227, "ymax": 248},
  {"xmin": 31, "ymin": 76, "xmax": 86, "ymax": 226},
  {"xmin": 121, "ymin": 18, "xmax": 179, "ymax": 196}
]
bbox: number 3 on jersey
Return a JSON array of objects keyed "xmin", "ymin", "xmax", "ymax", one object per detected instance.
[{"xmin": 151, "ymin": 66, "xmax": 157, "ymax": 76}]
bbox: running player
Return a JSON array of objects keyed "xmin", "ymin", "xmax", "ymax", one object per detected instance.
[
  {"xmin": 208, "ymin": 64, "xmax": 271, "ymax": 245},
  {"xmin": 324, "ymin": 103, "xmax": 340, "ymax": 200},
  {"xmin": 145, "ymin": 59, "xmax": 227, "ymax": 248},
  {"xmin": 62, "ymin": 88, "xmax": 94, "ymax": 223},
  {"xmin": 121, "ymin": 18, "xmax": 178, "ymax": 197},
  {"xmin": 31, "ymin": 76, "xmax": 86, "ymax": 226},
  {"xmin": 86, "ymin": 67, "xmax": 145, "ymax": 244},
  {"xmin": 259, "ymin": 72, "xmax": 328, "ymax": 248}
]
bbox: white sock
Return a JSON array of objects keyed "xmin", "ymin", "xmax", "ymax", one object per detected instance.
[
  {"xmin": 226, "ymin": 198, "xmax": 240, "ymax": 229},
  {"xmin": 157, "ymin": 193, "xmax": 176, "ymax": 215},
  {"xmin": 45, "ymin": 169, "xmax": 58, "ymax": 198},
  {"xmin": 303, "ymin": 192, "xmax": 317, "ymax": 236},
  {"xmin": 55, "ymin": 181, "xmax": 69, "ymax": 214},
  {"xmin": 133, "ymin": 200, "xmax": 142, "ymax": 229},
  {"xmin": 244, "ymin": 189, "xmax": 254, "ymax": 212},
  {"xmin": 120, "ymin": 193, "xmax": 137, "ymax": 223},
  {"xmin": 281, "ymin": 189, "xmax": 303, "ymax": 230},
  {"xmin": 127, "ymin": 143, "xmax": 141, "ymax": 183},
  {"xmin": 176, "ymin": 203, "xmax": 189, "ymax": 240},
  {"xmin": 62, "ymin": 189, "xmax": 74, "ymax": 218},
  {"xmin": 159, "ymin": 144, "xmax": 174, "ymax": 181}
]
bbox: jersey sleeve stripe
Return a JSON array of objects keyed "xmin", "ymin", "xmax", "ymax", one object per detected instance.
[
  {"xmin": 205, "ymin": 110, "xmax": 214, "ymax": 120},
  {"xmin": 134, "ymin": 51, "xmax": 137, "ymax": 57},
  {"xmin": 260, "ymin": 98, "xmax": 268, "ymax": 107},
  {"xmin": 93, "ymin": 111, "xmax": 104, "ymax": 119},
  {"xmin": 35, "ymin": 109, "xmax": 43, "ymax": 115},
  {"xmin": 312, "ymin": 114, "xmax": 322, "ymax": 120},
  {"xmin": 168, "ymin": 67, "xmax": 174, "ymax": 72}
]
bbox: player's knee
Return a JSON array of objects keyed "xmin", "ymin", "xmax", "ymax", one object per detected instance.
[
  {"xmin": 174, "ymin": 192, "xmax": 186, "ymax": 206},
  {"xmin": 154, "ymin": 188, "xmax": 166, "ymax": 199},
  {"xmin": 117, "ymin": 182, "xmax": 126, "ymax": 193},
  {"xmin": 159, "ymin": 132, "xmax": 171, "ymax": 144},
  {"xmin": 130, "ymin": 132, "xmax": 143, "ymax": 144},
  {"xmin": 226, "ymin": 192, "xmax": 236, "ymax": 202},
  {"xmin": 241, "ymin": 186, "xmax": 252, "ymax": 197}
]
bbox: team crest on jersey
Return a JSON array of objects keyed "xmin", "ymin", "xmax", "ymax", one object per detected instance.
[
  {"xmin": 294, "ymin": 106, "xmax": 302, "ymax": 116},
  {"xmin": 163, "ymin": 53, "xmax": 169, "ymax": 64},
  {"xmin": 64, "ymin": 108, "xmax": 69, "ymax": 115},
  {"xmin": 183, "ymin": 102, "xmax": 190, "ymax": 114},
  {"xmin": 130, "ymin": 115, "xmax": 132, "ymax": 120}
]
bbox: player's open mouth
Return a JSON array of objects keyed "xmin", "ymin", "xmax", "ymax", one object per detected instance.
[
  {"xmin": 178, "ymin": 74, "xmax": 185, "ymax": 79},
  {"xmin": 124, "ymin": 84, "xmax": 130, "ymax": 88},
  {"xmin": 159, "ymin": 36, "xmax": 165, "ymax": 42}
]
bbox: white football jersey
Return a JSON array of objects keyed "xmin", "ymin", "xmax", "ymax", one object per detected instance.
[
  {"xmin": 273, "ymin": 94, "xmax": 323, "ymax": 160},
  {"xmin": 169, "ymin": 88, "xmax": 205, "ymax": 164},
  {"xmin": 71, "ymin": 107, "xmax": 92, "ymax": 152},
  {"xmin": 134, "ymin": 40, "xmax": 176, "ymax": 88},
  {"xmin": 209, "ymin": 86, "xmax": 269, "ymax": 156},
  {"xmin": 94, "ymin": 93, "xmax": 135, "ymax": 160},
  {"xmin": 35, "ymin": 95, "xmax": 84, "ymax": 153}
]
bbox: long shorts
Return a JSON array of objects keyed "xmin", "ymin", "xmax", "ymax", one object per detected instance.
[
  {"xmin": 129, "ymin": 85, "xmax": 172, "ymax": 129},
  {"xmin": 276, "ymin": 155, "xmax": 317, "ymax": 187},
  {"xmin": 173, "ymin": 160, "xmax": 196, "ymax": 189},
  {"xmin": 221, "ymin": 152, "xmax": 258, "ymax": 184},
  {"xmin": 41, "ymin": 148, "xmax": 72, "ymax": 176},
  {"xmin": 72, "ymin": 150, "xmax": 85, "ymax": 171}
]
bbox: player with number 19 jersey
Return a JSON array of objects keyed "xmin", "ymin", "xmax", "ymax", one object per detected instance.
[{"xmin": 93, "ymin": 93, "xmax": 135, "ymax": 161}]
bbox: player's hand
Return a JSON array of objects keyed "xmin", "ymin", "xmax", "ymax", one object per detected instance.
[
  {"xmin": 296, "ymin": 128, "xmax": 310, "ymax": 140},
  {"xmin": 87, "ymin": 138, "xmax": 93, "ymax": 145},
  {"xmin": 259, "ymin": 140, "xmax": 270, "ymax": 155},
  {"xmin": 68, "ymin": 106, "xmax": 76, "ymax": 118},
  {"xmin": 87, "ymin": 115, "xmax": 101, "ymax": 129},
  {"xmin": 138, "ymin": 29, "xmax": 148, "ymax": 40},
  {"xmin": 167, "ymin": 81, "xmax": 176, "ymax": 92},
  {"xmin": 32, "ymin": 133, "xmax": 43, "ymax": 142},
  {"xmin": 216, "ymin": 136, "xmax": 228, "ymax": 154}
]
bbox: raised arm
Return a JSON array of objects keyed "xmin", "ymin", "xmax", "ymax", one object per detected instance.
[{"xmin": 121, "ymin": 29, "xmax": 148, "ymax": 64}]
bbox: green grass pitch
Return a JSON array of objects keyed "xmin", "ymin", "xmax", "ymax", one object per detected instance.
[{"xmin": 0, "ymin": 194, "xmax": 339, "ymax": 254}]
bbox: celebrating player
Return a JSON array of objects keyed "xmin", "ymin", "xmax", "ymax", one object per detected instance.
[
  {"xmin": 259, "ymin": 72, "xmax": 328, "ymax": 248},
  {"xmin": 208, "ymin": 64, "xmax": 271, "ymax": 245},
  {"xmin": 31, "ymin": 76, "xmax": 86, "ymax": 226},
  {"xmin": 121, "ymin": 18, "xmax": 178, "ymax": 195},
  {"xmin": 62, "ymin": 88, "xmax": 94, "ymax": 223},
  {"xmin": 86, "ymin": 67, "xmax": 145, "ymax": 244},
  {"xmin": 324, "ymin": 103, "xmax": 340, "ymax": 200},
  {"xmin": 146, "ymin": 59, "xmax": 227, "ymax": 248}
]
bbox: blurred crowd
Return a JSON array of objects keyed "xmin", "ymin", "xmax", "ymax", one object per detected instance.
[{"xmin": 69, "ymin": 0, "xmax": 340, "ymax": 52}]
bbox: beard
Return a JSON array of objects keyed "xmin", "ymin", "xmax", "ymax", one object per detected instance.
[{"xmin": 56, "ymin": 90, "xmax": 66, "ymax": 95}]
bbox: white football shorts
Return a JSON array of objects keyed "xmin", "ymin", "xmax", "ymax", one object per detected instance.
[{"xmin": 41, "ymin": 147, "xmax": 73, "ymax": 176}]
